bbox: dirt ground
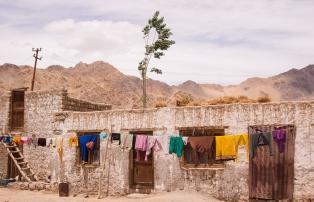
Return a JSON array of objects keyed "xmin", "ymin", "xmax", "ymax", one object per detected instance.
[{"xmin": 0, "ymin": 187, "xmax": 222, "ymax": 202}]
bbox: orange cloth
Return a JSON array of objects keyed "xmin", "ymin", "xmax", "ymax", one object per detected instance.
[
  {"xmin": 13, "ymin": 136, "xmax": 22, "ymax": 145},
  {"xmin": 69, "ymin": 136, "xmax": 78, "ymax": 147}
]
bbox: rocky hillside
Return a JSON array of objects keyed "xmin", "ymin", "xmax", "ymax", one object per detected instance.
[{"xmin": 0, "ymin": 61, "xmax": 313, "ymax": 108}]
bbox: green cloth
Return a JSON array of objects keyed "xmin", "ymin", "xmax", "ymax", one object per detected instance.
[
  {"xmin": 169, "ymin": 136, "xmax": 184, "ymax": 158},
  {"xmin": 249, "ymin": 132, "xmax": 273, "ymax": 158}
]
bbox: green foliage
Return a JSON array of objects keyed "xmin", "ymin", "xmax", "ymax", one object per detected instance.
[
  {"xmin": 138, "ymin": 11, "xmax": 175, "ymax": 75},
  {"xmin": 138, "ymin": 11, "xmax": 175, "ymax": 108}
]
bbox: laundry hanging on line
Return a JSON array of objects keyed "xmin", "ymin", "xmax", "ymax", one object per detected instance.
[
  {"xmin": 146, "ymin": 136, "xmax": 162, "ymax": 157},
  {"xmin": 111, "ymin": 133, "xmax": 121, "ymax": 145},
  {"xmin": 69, "ymin": 136, "xmax": 79, "ymax": 147},
  {"xmin": 169, "ymin": 136, "xmax": 184, "ymax": 158},
  {"xmin": 99, "ymin": 131, "xmax": 108, "ymax": 140},
  {"xmin": 215, "ymin": 134, "xmax": 249, "ymax": 161},
  {"xmin": 120, "ymin": 132, "xmax": 133, "ymax": 149},
  {"xmin": 250, "ymin": 132, "xmax": 273, "ymax": 158},
  {"xmin": 56, "ymin": 137, "xmax": 64, "ymax": 162},
  {"xmin": 78, "ymin": 134, "xmax": 98, "ymax": 162},
  {"xmin": 135, "ymin": 135, "xmax": 148, "ymax": 161},
  {"xmin": 272, "ymin": 128, "xmax": 286, "ymax": 153},
  {"xmin": 189, "ymin": 136, "xmax": 214, "ymax": 153},
  {"xmin": 46, "ymin": 138, "xmax": 56, "ymax": 147}
]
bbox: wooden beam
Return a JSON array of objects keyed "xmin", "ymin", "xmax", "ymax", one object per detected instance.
[
  {"xmin": 121, "ymin": 127, "xmax": 167, "ymax": 132},
  {"xmin": 175, "ymin": 126, "xmax": 228, "ymax": 130}
]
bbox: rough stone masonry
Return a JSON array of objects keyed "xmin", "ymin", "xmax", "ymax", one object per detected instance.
[{"xmin": 0, "ymin": 89, "xmax": 313, "ymax": 201}]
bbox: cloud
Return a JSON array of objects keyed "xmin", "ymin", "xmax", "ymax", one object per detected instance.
[
  {"xmin": 0, "ymin": 0, "xmax": 314, "ymax": 85},
  {"xmin": 44, "ymin": 19, "xmax": 142, "ymax": 55}
]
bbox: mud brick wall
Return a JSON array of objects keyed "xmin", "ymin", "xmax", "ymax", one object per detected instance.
[
  {"xmin": 62, "ymin": 96, "xmax": 111, "ymax": 112},
  {"xmin": 55, "ymin": 101, "xmax": 314, "ymax": 201}
]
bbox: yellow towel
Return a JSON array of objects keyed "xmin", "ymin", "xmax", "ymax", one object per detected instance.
[
  {"xmin": 233, "ymin": 134, "xmax": 249, "ymax": 160},
  {"xmin": 216, "ymin": 134, "xmax": 249, "ymax": 161},
  {"xmin": 215, "ymin": 135, "xmax": 237, "ymax": 160}
]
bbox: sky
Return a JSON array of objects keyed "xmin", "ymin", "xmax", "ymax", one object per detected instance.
[{"xmin": 0, "ymin": 0, "xmax": 314, "ymax": 85}]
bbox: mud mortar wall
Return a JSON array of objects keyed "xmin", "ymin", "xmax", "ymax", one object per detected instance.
[{"xmin": 55, "ymin": 102, "xmax": 314, "ymax": 201}]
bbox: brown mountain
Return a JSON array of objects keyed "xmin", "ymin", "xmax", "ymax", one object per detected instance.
[{"xmin": 0, "ymin": 61, "xmax": 313, "ymax": 108}]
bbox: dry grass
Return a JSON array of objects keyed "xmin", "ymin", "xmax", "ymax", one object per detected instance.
[
  {"xmin": 257, "ymin": 95, "xmax": 271, "ymax": 103},
  {"xmin": 178, "ymin": 95, "xmax": 272, "ymax": 106},
  {"xmin": 207, "ymin": 96, "xmax": 257, "ymax": 105},
  {"xmin": 159, "ymin": 95, "xmax": 272, "ymax": 108},
  {"xmin": 155, "ymin": 100, "xmax": 167, "ymax": 108}
]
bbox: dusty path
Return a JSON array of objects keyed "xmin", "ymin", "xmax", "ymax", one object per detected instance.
[{"xmin": 0, "ymin": 187, "xmax": 222, "ymax": 202}]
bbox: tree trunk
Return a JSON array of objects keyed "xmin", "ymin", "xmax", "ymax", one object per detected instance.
[{"xmin": 142, "ymin": 70, "xmax": 147, "ymax": 108}]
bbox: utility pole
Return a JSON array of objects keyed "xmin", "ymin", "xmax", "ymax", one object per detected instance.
[{"xmin": 30, "ymin": 48, "xmax": 42, "ymax": 91}]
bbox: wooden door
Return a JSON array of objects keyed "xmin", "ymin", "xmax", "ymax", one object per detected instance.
[
  {"xmin": 130, "ymin": 132, "xmax": 154, "ymax": 189},
  {"xmin": 10, "ymin": 90, "xmax": 25, "ymax": 131},
  {"xmin": 248, "ymin": 125, "xmax": 295, "ymax": 201}
]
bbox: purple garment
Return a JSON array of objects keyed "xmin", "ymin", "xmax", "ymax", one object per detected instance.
[{"xmin": 272, "ymin": 129, "xmax": 286, "ymax": 153}]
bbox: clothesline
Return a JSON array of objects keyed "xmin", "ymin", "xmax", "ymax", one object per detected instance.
[{"xmin": 0, "ymin": 127, "xmax": 288, "ymax": 164}]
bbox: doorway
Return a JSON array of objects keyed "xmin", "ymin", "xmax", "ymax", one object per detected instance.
[
  {"xmin": 130, "ymin": 131, "xmax": 154, "ymax": 191},
  {"xmin": 7, "ymin": 89, "xmax": 26, "ymax": 179},
  {"xmin": 248, "ymin": 125, "xmax": 296, "ymax": 201},
  {"xmin": 9, "ymin": 89, "xmax": 26, "ymax": 131}
]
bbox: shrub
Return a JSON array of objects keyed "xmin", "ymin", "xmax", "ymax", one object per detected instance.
[
  {"xmin": 155, "ymin": 100, "xmax": 167, "ymax": 108},
  {"xmin": 257, "ymin": 95, "xmax": 271, "ymax": 103},
  {"xmin": 176, "ymin": 93, "xmax": 193, "ymax": 107}
]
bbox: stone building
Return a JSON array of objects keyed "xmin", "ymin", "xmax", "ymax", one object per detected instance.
[{"xmin": 0, "ymin": 89, "xmax": 314, "ymax": 201}]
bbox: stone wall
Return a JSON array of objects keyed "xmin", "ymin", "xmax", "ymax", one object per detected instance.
[
  {"xmin": 53, "ymin": 101, "xmax": 314, "ymax": 201},
  {"xmin": 22, "ymin": 89, "xmax": 111, "ymax": 181},
  {"xmin": 0, "ymin": 91, "xmax": 10, "ymax": 178},
  {"xmin": 0, "ymin": 91, "xmax": 10, "ymax": 133},
  {"xmin": 24, "ymin": 90, "xmax": 64, "ymax": 137},
  {"xmin": 22, "ymin": 90, "xmax": 64, "ymax": 180},
  {"xmin": 0, "ymin": 145, "xmax": 8, "ymax": 179}
]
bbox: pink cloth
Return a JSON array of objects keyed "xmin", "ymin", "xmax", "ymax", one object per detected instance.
[
  {"xmin": 135, "ymin": 135, "xmax": 148, "ymax": 151},
  {"xmin": 146, "ymin": 136, "xmax": 162, "ymax": 157},
  {"xmin": 21, "ymin": 137, "xmax": 31, "ymax": 145},
  {"xmin": 135, "ymin": 135, "xmax": 148, "ymax": 161}
]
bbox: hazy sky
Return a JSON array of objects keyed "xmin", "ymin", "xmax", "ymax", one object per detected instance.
[{"xmin": 0, "ymin": 0, "xmax": 313, "ymax": 85}]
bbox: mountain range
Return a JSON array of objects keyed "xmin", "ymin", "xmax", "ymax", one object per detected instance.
[{"xmin": 0, "ymin": 61, "xmax": 314, "ymax": 108}]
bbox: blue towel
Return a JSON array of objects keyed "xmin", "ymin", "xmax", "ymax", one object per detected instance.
[
  {"xmin": 99, "ymin": 132, "xmax": 107, "ymax": 140},
  {"xmin": 4, "ymin": 136, "xmax": 12, "ymax": 144},
  {"xmin": 79, "ymin": 134, "xmax": 98, "ymax": 162}
]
